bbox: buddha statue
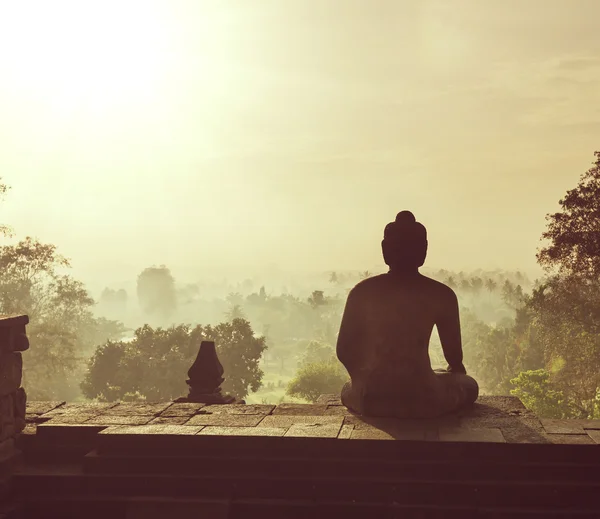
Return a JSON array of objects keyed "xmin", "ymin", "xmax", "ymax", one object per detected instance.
[{"xmin": 337, "ymin": 211, "xmax": 479, "ymax": 418}]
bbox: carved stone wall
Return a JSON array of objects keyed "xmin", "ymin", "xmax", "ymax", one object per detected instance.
[{"xmin": 0, "ymin": 315, "xmax": 28, "ymax": 470}]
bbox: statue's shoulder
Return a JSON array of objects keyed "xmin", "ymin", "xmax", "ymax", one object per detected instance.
[
  {"xmin": 419, "ymin": 275, "xmax": 458, "ymax": 300},
  {"xmin": 349, "ymin": 274, "xmax": 388, "ymax": 295}
]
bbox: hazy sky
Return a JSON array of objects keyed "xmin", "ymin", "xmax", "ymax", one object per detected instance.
[{"xmin": 1, "ymin": 0, "xmax": 599, "ymax": 286}]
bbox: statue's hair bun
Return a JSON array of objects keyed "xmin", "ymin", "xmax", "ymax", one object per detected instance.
[{"xmin": 395, "ymin": 211, "xmax": 416, "ymax": 224}]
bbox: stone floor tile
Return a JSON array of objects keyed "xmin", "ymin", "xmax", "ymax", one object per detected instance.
[
  {"xmin": 271, "ymin": 403, "xmax": 328, "ymax": 415},
  {"xmin": 44, "ymin": 413, "xmax": 99, "ymax": 424},
  {"xmin": 106, "ymin": 403, "xmax": 172, "ymax": 416},
  {"xmin": 284, "ymin": 423, "xmax": 342, "ymax": 438},
  {"xmin": 316, "ymin": 395, "xmax": 343, "ymax": 406},
  {"xmin": 350, "ymin": 428, "xmax": 394, "ymax": 440},
  {"xmin": 185, "ymin": 414, "xmax": 264, "ymax": 427},
  {"xmin": 199, "ymin": 404, "xmax": 274, "ymax": 415},
  {"xmin": 158, "ymin": 403, "xmax": 205, "ymax": 417},
  {"xmin": 25, "ymin": 413, "xmax": 52, "ymax": 425},
  {"xmin": 25, "ymin": 401, "xmax": 65, "ymax": 415},
  {"xmin": 198, "ymin": 426, "xmax": 287, "ymax": 437},
  {"xmin": 438, "ymin": 427, "xmax": 506, "ymax": 443},
  {"xmin": 324, "ymin": 406, "xmax": 352, "ymax": 416},
  {"xmin": 548, "ymin": 433, "xmax": 595, "ymax": 445},
  {"xmin": 338, "ymin": 424, "xmax": 354, "ymax": 439},
  {"xmin": 86, "ymin": 415, "xmax": 155, "ymax": 426},
  {"xmin": 41, "ymin": 402, "xmax": 118, "ymax": 417},
  {"xmin": 580, "ymin": 420, "xmax": 600, "ymax": 430},
  {"xmin": 586, "ymin": 430, "xmax": 600, "ymax": 444},
  {"xmin": 149, "ymin": 416, "xmax": 191, "ymax": 425},
  {"xmin": 258, "ymin": 415, "xmax": 343, "ymax": 429},
  {"xmin": 100, "ymin": 424, "xmax": 203, "ymax": 435},
  {"xmin": 541, "ymin": 419, "xmax": 587, "ymax": 434}
]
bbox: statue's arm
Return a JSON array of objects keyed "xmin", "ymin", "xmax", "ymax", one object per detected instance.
[
  {"xmin": 336, "ymin": 289, "xmax": 361, "ymax": 372},
  {"xmin": 436, "ymin": 289, "xmax": 467, "ymax": 374}
]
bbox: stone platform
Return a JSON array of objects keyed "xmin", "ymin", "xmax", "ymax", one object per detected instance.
[
  {"xmin": 22, "ymin": 395, "xmax": 600, "ymax": 445},
  {"xmin": 10, "ymin": 396, "xmax": 600, "ymax": 518}
]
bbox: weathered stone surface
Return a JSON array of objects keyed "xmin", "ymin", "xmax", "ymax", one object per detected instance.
[
  {"xmin": 149, "ymin": 416, "xmax": 192, "ymax": 425},
  {"xmin": 343, "ymin": 414, "xmax": 451, "ymax": 435},
  {"xmin": 13, "ymin": 387, "xmax": 26, "ymax": 419},
  {"xmin": 586, "ymin": 430, "xmax": 600, "ymax": 444},
  {"xmin": 0, "ymin": 353, "xmax": 22, "ymax": 396},
  {"xmin": 25, "ymin": 401, "xmax": 65, "ymax": 415},
  {"xmin": 338, "ymin": 424, "xmax": 354, "ymax": 439},
  {"xmin": 0, "ymin": 437, "xmax": 16, "ymax": 458},
  {"xmin": 25, "ymin": 413, "xmax": 52, "ymax": 425},
  {"xmin": 324, "ymin": 405, "xmax": 353, "ymax": 416},
  {"xmin": 45, "ymin": 413, "xmax": 100, "ymax": 424},
  {"xmin": 258, "ymin": 415, "xmax": 343, "ymax": 429},
  {"xmin": 350, "ymin": 428, "xmax": 394, "ymax": 440},
  {"xmin": 185, "ymin": 414, "xmax": 264, "ymax": 427},
  {"xmin": 438, "ymin": 427, "xmax": 506, "ymax": 443},
  {"xmin": 541, "ymin": 419, "xmax": 587, "ymax": 435},
  {"xmin": 35, "ymin": 423, "xmax": 108, "ymax": 442},
  {"xmin": 548, "ymin": 433, "xmax": 596, "ymax": 445},
  {"xmin": 41, "ymin": 402, "xmax": 116, "ymax": 417},
  {"xmin": 107, "ymin": 403, "xmax": 172, "ymax": 416},
  {"xmin": 580, "ymin": 420, "xmax": 600, "ymax": 430},
  {"xmin": 0, "ymin": 394, "xmax": 15, "ymax": 441},
  {"xmin": 22, "ymin": 424, "xmax": 37, "ymax": 436},
  {"xmin": 316, "ymin": 394, "xmax": 343, "ymax": 406},
  {"xmin": 285, "ymin": 423, "xmax": 342, "ymax": 438},
  {"xmin": 271, "ymin": 404, "xmax": 328, "ymax": 415},
  {"xmin": 198, "ymin": 426, "xmax": 286, "ymax": 437},
  {"xmin": 100, "ymin": 424, "xmax": 203, "ymax": 435},
  {"xmin": 86, "ymin": 415, "xmax": 155, "ymax": 426},
  {"xmin": 199, "ymin": 404, "xmax": 274, "ymax": 415},
  {"xmin": 159, "ymin": 403, "xmax": 205, "ymax": 417}
]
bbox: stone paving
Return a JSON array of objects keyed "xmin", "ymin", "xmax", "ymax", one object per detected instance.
[{"xmin": 23, "ymin": 395, "xmax": 600, "ymax": 444}]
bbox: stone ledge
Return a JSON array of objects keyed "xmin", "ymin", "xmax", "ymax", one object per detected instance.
[{"xmin": 22, "ymin": 396, "xmax": 600, "ymax": 445}]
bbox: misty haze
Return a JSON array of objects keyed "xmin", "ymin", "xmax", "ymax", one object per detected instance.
[{"xmin": 1, "ymin": 0, "xmax": 600, "ymax": 421}]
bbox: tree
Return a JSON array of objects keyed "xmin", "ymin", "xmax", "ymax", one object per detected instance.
[
  {"xmin": 0, "ymin": 178, "xmax": 12, "ymax": 237},
  {"xmin": 537, "ymin": 151, "xmax": 600, "ymax": 278},
  {"xmin": 136, "ymin": 266, "xmax": 177, "ymax": 325},
  {"xmin": 307, "ymin": 290, "xmax": 326, "ymax": 309},
  {"xmin": 82, "ymin": 318, "xmax": 266, "ymax": 401},
  {"xmin": 0, "ymin": 237, "xmax": 126, "ymax": 400},
  {"xmin": 510, "ymin": 369, "xmax": 569, "ymax": 419},
  {"xmin": 286, "ymin": 360, "xmax": 348, "ymax": 403}
]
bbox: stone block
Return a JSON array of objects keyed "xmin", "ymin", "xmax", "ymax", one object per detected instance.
[
  {"xmin": 149, "ymin": 416, "xmax": 191, "ymax": 425},
  {"xmin": 44, "ymin": 413, "xmax": 99, "ymax": 424},
  {"xmin": 541, "ymin": 419, "xmax": 587, "ymax": 435},
  {"xmin": 0, "ymin": 353, "xmax": 22, "ymax": 396},
  {"xmin": 284, "ymin": 423, "xmax": 342, "ymax": 438},
  {"xmin": 0, "ymin": 394, "xmax": 14, "ymax": 442},
  {"xmin": 41, "ymin": 402, "xmax": 117, "ymax": 417},
  {"xmin": 13, "ymin": 387, "xmax": 25, "ymax": 413},
  {"xmin": 0, "ymin": 438, "xmax": 15, "ymax": 459},
  {"xmin": 199, "ymin": 404, "xmax": 274, "ymax": 415},
  {"xmin": 438, "ymin": 427, "xmax": 506, "ymax": 443},
  {"xmin": 350, "ymin": 428, "xmax": 394, "ymax": 440},
  {"xmin": 258, "ymin": 415, "xmax": 343, "ymax": 429},
  {"xmin": 108, "ymin": 403, "xmax": 172, "ymax": 416},
  {"xmin": 198, "ymin": 426, "xmax": 286, "ymax": 437},
  {"xmin": 586, "ymin": 430, "xmax": 600, "ymax": 444},
  {"xmin": 35, "ymin": 423, "xmax": 107, "ymax": 442},
  {"xmin": 0, "ymin": 315, "xmax": 29, "ymax": 354},
  {"xmin": 86, "ymin": 415, "xmax": 155, "ymax": 426},
  {"xmin": 159, "ymin": 403, "xmax": 205, "ymax": 417},
  {"xmin": 185, "ymin": 414, "xmax": 264, "ymax": 427},
  {"xmin": 548, "ymin": 433, "xmax": 595, "ymax": 445},
  {"xmin": 25, "ymin": 401, "xmax": 65, "ymax": 415},
  {"xmin": 338, "ymin": 424, "xmax": 354, "ymax": 439},
  {"xmin": 100, "ymin": 424, "xmax": 203, "ymax": 435},
  {"xmin": 316, "ymin": 394, "xmax": 343, "ymax": 406},
  {"xmin": 324, "ymin": 405, "xmax": 352, "ymax": 416},
  {"xmin": 272, "ymin": 403, "xmax": 328, "ymax": 415},
  {"xmin": 126, "ymin": 498, "xmax": 229, "ymax": 519}
]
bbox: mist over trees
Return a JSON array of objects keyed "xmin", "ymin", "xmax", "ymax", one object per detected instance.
[{"xmin": 2, "ymin": 152, "xmax": 600, "ymax": 416}]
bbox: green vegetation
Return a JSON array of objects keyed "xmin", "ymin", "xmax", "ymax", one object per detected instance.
[{"xmin": 2, "ymin": 152, "xmax": 600, "ymax": 416}]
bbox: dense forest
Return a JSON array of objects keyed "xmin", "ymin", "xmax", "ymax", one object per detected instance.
[{"xmin": 2, "ymin": 151, "xmax": 600, "ymax": 418}]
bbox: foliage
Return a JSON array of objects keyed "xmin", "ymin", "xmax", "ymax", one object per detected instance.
[
  {"xmin": 81, "ymin": 318, "xmax": 266, "ymax": 401},
  {"xmin": 136, "ymin": 266, "xmax": 177, "ymax": 325},
  {"xmin": 537, "ymin": 151, "xmax": 600, "ymax": 278},
  {"xmin": 286, "ymin": 360, "xmax": 348, "ymax": 403},
  {"xmin": 510, "ymin": 369, "xmax": 569, "ymax": 418}
]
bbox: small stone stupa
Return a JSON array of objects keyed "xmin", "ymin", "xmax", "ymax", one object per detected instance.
[{"xmin": 176, "ymin": 340, "xmax": 242, "ymax": 404}]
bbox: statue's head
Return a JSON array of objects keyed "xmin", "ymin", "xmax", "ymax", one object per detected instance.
[{"xmin": 381, "ymin": 210, "xmax": 428, "ymax": 270}]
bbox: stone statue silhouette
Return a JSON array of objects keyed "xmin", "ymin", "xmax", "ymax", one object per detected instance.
[{"xmin": 337, "ymin": 211, "xmax": 479, "ymax": 418}]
